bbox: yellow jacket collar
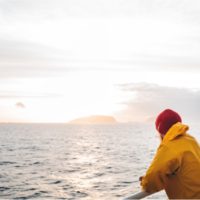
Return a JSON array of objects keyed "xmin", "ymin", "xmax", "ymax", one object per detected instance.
[{"xmin": 162, "ymin": 122, "xmax": 189, "ymax": 144}]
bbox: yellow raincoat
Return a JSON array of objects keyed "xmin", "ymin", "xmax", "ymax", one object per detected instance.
[{"xmin": 141, "ymin": 122, "xmax": 200, "ymax": 199}]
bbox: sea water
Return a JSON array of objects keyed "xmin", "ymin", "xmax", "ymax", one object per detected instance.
[{"xmin": 0, "ymin": 123, "xmax": 199, "ymax": 199}]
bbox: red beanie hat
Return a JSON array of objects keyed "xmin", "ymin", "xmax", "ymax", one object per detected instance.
[{"xmin": 155, "ymin": 109, "xmax": 182, "ymax": 135}]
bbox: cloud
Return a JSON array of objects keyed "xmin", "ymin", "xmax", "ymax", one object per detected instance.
[
  {"xmin": 117, "ymin": 83, "xmax": 200, "ymax": 123},
  {"xmin": 0, "ymin": 37, "xmax": 78, "ymax": 78},
  {"xmin": 15, "ymin": 102, "xmax": 25, "ymax": 109},
  {"xmin": 0, "ymin": 38, "xmax": 59, "ymax": 61},
  {"xmin": 1, "ymin": 0, "xmax": 200, "ymax": 21},
  {"xmin": 0, "ymin": 91, "xmax": 61, "ymax": 99},
  {"xmin": 1, "ymin": 36, "xmax": 200, "ymax": 79},
  {"xmin": 0, "ymin": 0, "xmax": 200, "ymax": 78}
]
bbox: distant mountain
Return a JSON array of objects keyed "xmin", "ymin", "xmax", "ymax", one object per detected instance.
[{"xmin": 68, "ymin": 115, "xmax": 117, "ymax": 124}]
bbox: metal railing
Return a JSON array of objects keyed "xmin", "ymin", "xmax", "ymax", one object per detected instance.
[{"xmin": 123, "ymin": 191, "xmax": 152, "ymax": 200}]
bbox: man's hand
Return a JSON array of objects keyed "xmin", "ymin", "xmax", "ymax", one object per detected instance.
[{"xmin": 139, "ymin": 176, "xmax": 144, "ymax": 186}]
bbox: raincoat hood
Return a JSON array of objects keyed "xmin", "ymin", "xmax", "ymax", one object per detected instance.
[{"xmin": 162, "ymin": 122, "xmax": 189, "ymax": 144}]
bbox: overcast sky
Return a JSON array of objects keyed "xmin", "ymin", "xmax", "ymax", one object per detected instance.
[{"xmin": 0, "ymin": 0, "xmax": 200, "ymax": 122}]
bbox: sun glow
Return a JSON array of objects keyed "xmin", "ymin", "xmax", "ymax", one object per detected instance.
[
  {"xmin": 0, "ymin": 68, "xmax": 199, "ymax": 123},
  {"xmin": 0, "ymin": 71, "xmax": 126, "ymax": 123}
]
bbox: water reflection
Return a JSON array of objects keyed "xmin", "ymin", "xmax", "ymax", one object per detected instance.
[{"xmin": 0, "ymin": 123, "xmax": 166, "ymax": 199}]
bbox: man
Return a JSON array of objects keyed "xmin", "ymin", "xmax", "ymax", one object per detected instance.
[{"xmin": 140, "ymin": 109, "xmax": 200, "ymax": 199}]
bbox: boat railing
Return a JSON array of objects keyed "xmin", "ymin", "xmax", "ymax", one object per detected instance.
[{"xmin": 122, "ymin": 191, "xmax": 152, "ymax": 200}]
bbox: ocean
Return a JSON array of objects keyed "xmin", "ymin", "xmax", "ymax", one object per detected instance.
[{"xmin": 1, "ymin": 123, "xmax": 198, "ymax": 199}]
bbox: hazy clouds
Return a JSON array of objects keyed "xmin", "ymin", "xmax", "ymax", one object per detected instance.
[
  {"xmin": 1, "ymin": 0, "xmax": 200, "ymax": 20},
  {"xmin": 0, "ymin": 0, "xmax": 200, "ymax": 77},
  {"xmin": 1, "ymin": 0, "xmax": 200, "ymax": 122},
  {"xmin": 117, "ymin": 83, "xmax": 200, "ymax": 123}
]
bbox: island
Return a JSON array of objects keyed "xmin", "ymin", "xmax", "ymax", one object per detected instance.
[{"xmin": 68, "ymin": 115, "xmax": 118, "ymax": 124}]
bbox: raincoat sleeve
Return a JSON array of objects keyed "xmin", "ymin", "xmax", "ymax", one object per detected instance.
[{"xmin": 141, "ymin": 145, "xmax": 181, "ymax": 193}]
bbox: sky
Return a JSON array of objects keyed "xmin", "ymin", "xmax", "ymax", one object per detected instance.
[{"xmin": 0, "ymin": 0, "xmax": 200, "ymax": 123}]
